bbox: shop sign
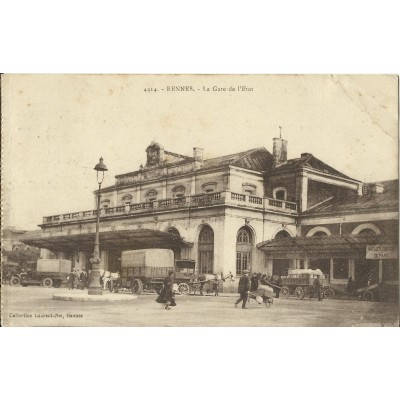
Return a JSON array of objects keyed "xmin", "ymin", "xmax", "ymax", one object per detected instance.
[{"xmin": 366, "ymin": 245, "xmax": 398, "ymax": 259}]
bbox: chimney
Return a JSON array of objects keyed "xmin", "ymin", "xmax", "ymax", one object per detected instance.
[
  {"xmin": 273, "ymin": 137, "xmax": 288, "ymax": 168},
  {"xmin": 193, "ymin": 147, "xmax": 204, "ymax": 161}
]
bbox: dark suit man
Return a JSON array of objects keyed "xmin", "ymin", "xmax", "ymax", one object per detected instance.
[{"xmin": 235, "ymin": 270, "xmax": 250, "ymax": 309}]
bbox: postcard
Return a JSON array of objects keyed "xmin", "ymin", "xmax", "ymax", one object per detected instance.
[{"xmin": 1, "ymin": 74, "xmax": 398, "ymax": 327}]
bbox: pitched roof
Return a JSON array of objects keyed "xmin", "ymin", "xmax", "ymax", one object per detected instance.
[
  {"xmin": 274, "ymin": 153, "xmax": 354, "ymax": 180},
  {"xmin": 303, "ymin": 179, "xmax": 398, "ymax": 215},
  {"xmin": 201, "ymin": 147, "xmax": 274, "ymax": 172}
]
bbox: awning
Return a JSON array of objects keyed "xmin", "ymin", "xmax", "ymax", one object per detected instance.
[
  {"xmin": 257, "ymin": 235, "xmax": 398, "ymax": 259},
  {"xmin": 20, "ymin": 229, "xmax": 192, "ymax": 253}
]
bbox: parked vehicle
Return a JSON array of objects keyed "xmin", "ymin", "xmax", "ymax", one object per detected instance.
[
  {"xmin": 279, "ymin": 269, "xmax": 335, "ymax": 299},
  {"xmin": 10, "ymin": 259, "xmax": 72, "ymax": 288},
  {"xmin": 120, "ymin": 249, "xmax": 196, "ymax": 294},
  {"xmin": 2, "ymin": 261, "xmax": 21, "ymax": 284}
]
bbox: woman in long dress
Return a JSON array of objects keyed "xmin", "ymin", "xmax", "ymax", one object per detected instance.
[{"xmin": 156, "ymin": 270, "xmax": 176, "ymax": 310}]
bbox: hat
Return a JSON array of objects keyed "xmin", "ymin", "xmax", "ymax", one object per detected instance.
[{"xmin": 243, "ymin": 270, "xmax": 250, "ymax": 274}]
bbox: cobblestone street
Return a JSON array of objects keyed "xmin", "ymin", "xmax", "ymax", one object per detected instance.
[{"xmin": 2, "ymin": 285, "xmax": 398, "ymax": 327}]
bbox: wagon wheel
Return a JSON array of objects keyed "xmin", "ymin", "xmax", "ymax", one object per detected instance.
[
  {"xmin": 42, "ymin": 277, "xmax": 53, "ymax": 288},
  {"xmin": 10, "ymin": 276, "xmax": 21, "ymax": 286},
  {"xmin": 178, "ymin": 283, "xmax": 190, "ymax": 295},
  {"xmin": 324, "ymin": 288, "xmax": 335, "ymax": 299},
  {"xmin": 280, "ymin": 286, "xmax": 290, "ymax": 298},
  {"xmin": 363, "ymin": 290, "xmax": 374, "ymax": 302},
  {"xmin": 295, "ymin": 286, "xmax": 305, "ymax": 300},
  {"xmin": 131, "ymin": 279, "xmax": 143, "ymax": 294}
]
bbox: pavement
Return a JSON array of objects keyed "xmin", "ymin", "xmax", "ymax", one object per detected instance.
[
  {"xmin": 53, "ymin": 290, "xmax": 138, "ymax": 302},
  {"xmin": 1, "ymin": 284, "xmax": 399, "ymax": 327}
]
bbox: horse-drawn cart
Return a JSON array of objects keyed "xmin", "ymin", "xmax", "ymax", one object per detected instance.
[
  {"xmin": 248, "ymin": 284, "xmax": 275, "ymax": 307},
  {"xmin": 279, "ymin": 269, "xmax": 335, "ymax": 300},
  {"xmin": 119, "ymin": 249, "xmax": 196, "ymax": 294}
]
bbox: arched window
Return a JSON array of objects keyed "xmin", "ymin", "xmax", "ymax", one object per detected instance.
[
  {"xmin": 121, "ymin": 194, "xmax": 133, "ymax": 206},
  {"xmin": 202, "ymin": 182, "xmax": 217, "ymax": 193},
  {"xmin": 351, "ymin": 223, "xmax": 381, "ymax": 235},
  {"xmin": 358, "ymin": 229, "xmax": 377, "ymax": 236},
  {"xmin": 145, "ymin": 190, "xmax": 158, "ymax": 202},
  {"xmin": 274, "ymin": 230, "xmax": 290, "ymax": 239},
  {"xmin": 313, "ymin": 231, "xmax": 328, "ymax": 237},
  {"xmin": 273, "ymin": 187, "xmax": 287, "ymax": 200},
  {"xmin": 242, "ymin": 183, "xmax": 257, "ymax": 196},
  {"xmin": 236, "ymin": 227, "xmax": 253, "ymax": 275},
  {"xmin": 198, "ymin": 226, "xmax": 214, "ymax": 274},
  {"xmin": 101, "ymin": 199, "xmax": 110, "ymax": 209},
  {"xmin": 172, "ymin": 185, "xmax": 185, "ymax": 198}
]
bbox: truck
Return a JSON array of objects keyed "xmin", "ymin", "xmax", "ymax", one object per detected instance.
[
  {"xmin": 10, "ymin": 259, "xmax": 72, "ymax": 288},
  {"xmin": 120, "ymin": 249, "xmax": 195, "ymax": 294}
]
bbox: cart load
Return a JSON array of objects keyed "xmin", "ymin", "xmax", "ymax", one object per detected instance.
[
  {"xmin": 37, "ymin": 259, "xmax": 72, "ymax": 274},
  {"xmin": 280, "ymin": 268, "xmax": 334, "ymax": 299},
  {"xmin": 121, "ymin": 249, "xmax": 184, "ymax": 294}
]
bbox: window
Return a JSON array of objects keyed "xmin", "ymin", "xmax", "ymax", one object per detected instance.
[
  {"xmin": 145, "ymin": 190, "xmax": 158, "ymax": 202},
  {"xmin": 274, "ymin": 230, "xmax": 290, "ymax": 239},
  {"xmin": 333, "ymin": 259, "xmax": 348, "ymax": 279},
  {"xmin": 273, "ymin": 187, "xmax": 287, "ymax": 200},
  {"xmin": 242, "ymin": 183, "xmax": 257, "ymax": 195},
  {"xmin": 236, "ymin": 227, "xmax": 253, "ymax": 275},
  {"xmin": 202, "ymin": 182, "xmax": 217, "ymax": 193},
  {"xmin": 358, "ymin": 229, "xmax": 376, "ymax": 236},
  {"xmin": 237, "ymin": 229, "xmax": 251, "ymax": 243},
  {"xmin": 121, "ymin": 194, "xmax": 132, "ymax": 206},
  {"xmin": 198, "ymin": 226, "xmax": 214, "ymax": 274},
  {"xmin": 101, "ymin": 199, "xmax": 110, "ymax": 209},
  {"xmin": 236, "ymin": 252, "xmax": 251, "ymax": 275},
  {"xmin": 172, "ymin": 185, "xmax": 185, "ymax": 198}
]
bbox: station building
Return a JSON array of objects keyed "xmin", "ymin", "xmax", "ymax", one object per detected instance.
[{"xmin": 21, "ymin": 139, "xmax": 398, "ymax": 292}]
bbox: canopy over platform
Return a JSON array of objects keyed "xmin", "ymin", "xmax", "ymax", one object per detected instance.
[
  {"xmin": 257, "ymin": 234, "xmax": 398, "ymax": 259},
  {"xmin": 20, "ymin": 229, "xmax": 192, "ymax": 254}
]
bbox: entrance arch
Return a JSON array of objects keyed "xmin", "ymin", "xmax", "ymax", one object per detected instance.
[
  {"xmin": 272, "ymin": 230, "xmax": 291, "ymax": 276},
  {"xmin": 198, "ymin": 225, "xmax": 214, "ymax": 274},
  {"xmin": 166, "ymin": 227, "xmax": 182, "ymax": 261},
  {"xmin": 236, "ymin": 227, "xmax": 253, "ymax": 275}
]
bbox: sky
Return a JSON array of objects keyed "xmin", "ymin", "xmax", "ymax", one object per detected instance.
[{"xmin": 2, "ymin": 74, "xmax": 398, "ymax": 230}]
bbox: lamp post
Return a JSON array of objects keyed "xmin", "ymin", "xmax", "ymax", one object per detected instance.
[{"xmin": 88, "ymin": 157, "xmax": 108, "ymax": 295}]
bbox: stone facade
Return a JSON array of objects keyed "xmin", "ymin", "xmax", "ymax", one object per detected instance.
[{"xmin": 24, "ymin": 139, "xmax": 398, "ymax": 292}]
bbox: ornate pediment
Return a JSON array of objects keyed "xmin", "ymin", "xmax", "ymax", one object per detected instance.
[{"xmin": 146, "ymin": 142, "xmax": 164, "ymax": 167}]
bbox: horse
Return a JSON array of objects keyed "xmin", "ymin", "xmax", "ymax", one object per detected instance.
[
  {"xmin": 99, "ymin": 269, "xmax": 120, "ymax": 291},
  {"xmin": 190, "ymin": 271, "xmax": 235, "ymax": 295}
]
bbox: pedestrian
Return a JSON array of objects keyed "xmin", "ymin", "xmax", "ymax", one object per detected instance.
[
  {"xmin": 235, "ymin": 269, "xmax": 250, "ymax": 309},
  {"xmin": 313, "ymin": 275, "xmax": 323, "ymax": 301},
  {"xmin": 156, "ymin": 270, "xmax": 176, "ymax": 310},
  {"xmin": 250, "ymin": 273, "xmax": 259, "ymax": 292},
  {"xmin": 67, "ymin": 270, "xmax": 75, "ymax": 290},
  {"xmin": 212, "ymin": 273, "xmax": 219, "ymax": 296}
]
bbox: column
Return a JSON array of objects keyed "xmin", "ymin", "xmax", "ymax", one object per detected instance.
[
  {"xmin": 296, "ymin": 171, "xmax": 308, "ymax": 212},
  {"xmin": 349, "ymin": 259, "xmax": 355, "ymax": 279},
  {"xmin": 100, "ymin": 250, "xmax": 109, "ymax": 270},
  {"xmin": 378, "ymin": 260, "xmax": 383, "ymax": 283},
  {"xmin": 330, "ymin": 258, "xmax": 334, "ymax": 280},
  {"xmin": 190, "ymin": 175, "xmax": 196, "ymax": 195}
]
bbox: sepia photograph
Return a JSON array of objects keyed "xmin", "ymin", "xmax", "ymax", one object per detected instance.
[{"xmin": 2, "ymin": 74, "xmax": 398, "ymax": 327}]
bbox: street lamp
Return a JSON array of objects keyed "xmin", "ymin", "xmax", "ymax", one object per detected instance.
[{"xmin": 88, "ymin": 157, "xmax": 108, "ymax": 295}]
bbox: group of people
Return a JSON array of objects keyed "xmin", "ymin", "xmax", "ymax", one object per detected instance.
[{"xmin": 67, "ymin": 269, "xmax": 88, "ymax": 290}]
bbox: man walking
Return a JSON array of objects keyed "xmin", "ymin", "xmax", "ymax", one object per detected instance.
[
  {"xmin": 313, "ymin": 275, "xmax": 323, "ymax": 301},
  {"xmin": 235, "ymin": 269, "xmax": 250, "ymax": 309}
]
